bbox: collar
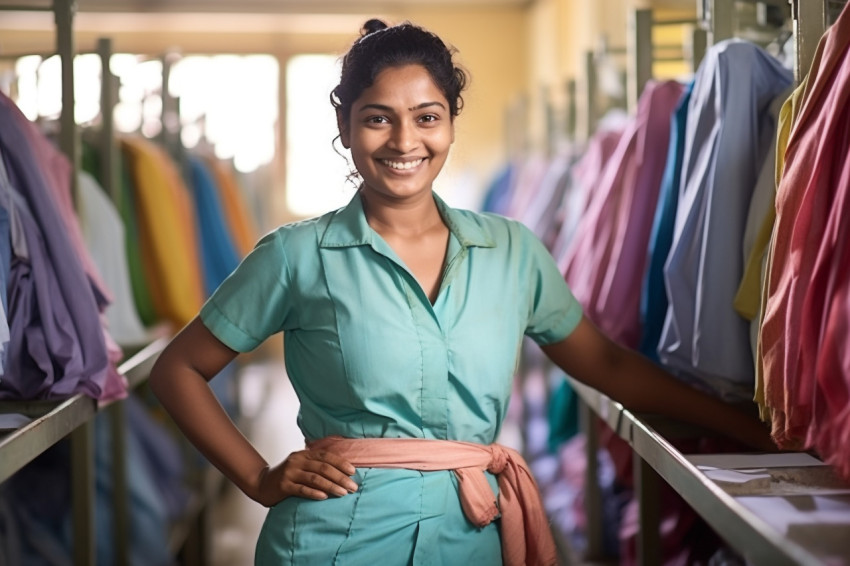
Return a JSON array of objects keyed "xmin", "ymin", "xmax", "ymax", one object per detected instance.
[{"xmin": 319, "ymin": 190, "xmax": 495, "ymax": 249}]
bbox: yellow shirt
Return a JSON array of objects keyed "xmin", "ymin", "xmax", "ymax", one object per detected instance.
[{"xmin": 121, "ymin": 136, "xmax": 204, "ymax": 328}]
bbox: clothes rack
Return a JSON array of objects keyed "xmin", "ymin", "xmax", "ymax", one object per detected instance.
[
  {"xmin": 0, "ymin": 19, "xmax": 172, "ymax": 565},
  {"xmin": 0, "ymin": 3, "xmax": 93, "ymax": 564},
  {"xmin": 565, "ymin": 1, "xmax": 850, "ymax": 565}
]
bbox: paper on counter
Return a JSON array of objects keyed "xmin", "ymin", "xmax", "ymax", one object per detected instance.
[
  {"xmin": 685, "ymin": 452, "xmax": 825, "ymax": 469},
  {"xmin": 0, "ymin": 413, "xmax": 33, "ymax": 432}
]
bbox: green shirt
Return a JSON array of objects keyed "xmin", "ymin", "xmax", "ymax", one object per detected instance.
[{"xmin": 200, "ymin": 190, "xmax": 582, "ymax": 564}]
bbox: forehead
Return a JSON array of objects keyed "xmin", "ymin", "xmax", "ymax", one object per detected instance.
[{"xmin": 357, "ymin": 64, "xmax": 447, "ymax": 106}]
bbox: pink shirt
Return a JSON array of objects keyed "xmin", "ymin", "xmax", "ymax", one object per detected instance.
[
  {"xmin": 561, "ymin": 80, "xmax": 682, "ymax": 347},
  {"xmin": 760, "ymin": 1, "xmax": 850, "ymax": 468}
]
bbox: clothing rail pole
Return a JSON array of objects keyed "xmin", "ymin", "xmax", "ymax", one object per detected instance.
[
  {"xmin": 54, "ymin": 0, "xmax": 80, "ymax": 208},
  {"xmin": 55, "ymin": 2, "xmax": 93, "ymax": 564},
  {"xmin": 579, "ymin": 401, "xmax": 605, "ymax": 560},
  {"xmin": 706, "ymin": 0, "xmax": 736, "ymax": 45},
  {"xmin": 792, "ymin": 0, "xmax": 828, "ymax": 83},
  {"xmin": 98, "ymin": 37, "xmax": 131, "ymax": 565},
  {"xmin": 582, "ymin": 50, "xmax": 597, "ymax": 143},
  {"xmin": 0, "ymin": 4, "xmax": 52, "ymax": 10},
  {"xmin": 628, "ymin": 8, "xmax": 653, "ymax": 113},
  {"xmin": 97, "ymin": 37, "xmax": 121, "ymax": 206},
  {"xmin": 687, "ymin": 24, "xmax": 708, "ymax": 73},
  {"xmin": 542, "ymin": 84, "xmax": 555, "ymax": 157},
  {"xmin": 71, "ymin": 421, "xmax": 95, "ymax": 566},
  {"xmin": 635, "ymin": 455, "xmax": 662, "ymax": 566},
  {"xmin": 565, "ymin": 78, "xmax": 577, "ymax": 141}
]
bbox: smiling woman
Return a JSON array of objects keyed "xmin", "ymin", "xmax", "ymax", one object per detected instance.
[{"xmin": 149, "ymin": 17, "xmax": 776, "ymax": 566}]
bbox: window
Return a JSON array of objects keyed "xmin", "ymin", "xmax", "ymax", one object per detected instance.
[{"xmin": 285, "ymin": 54, "xmax": 354, "ymax": 218}]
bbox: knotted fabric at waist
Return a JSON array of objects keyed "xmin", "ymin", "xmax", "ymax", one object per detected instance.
[{"xmin": 307, "ymin": 435, "xmax": 557, "ymax": 566}]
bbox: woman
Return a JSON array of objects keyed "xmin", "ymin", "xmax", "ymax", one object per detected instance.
[{"xmin": 149, "ymin": 19, "xmax": 773, "ymax": 565}]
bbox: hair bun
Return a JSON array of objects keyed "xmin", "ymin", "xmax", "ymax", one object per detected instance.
[{"xmin": 361, "ymin": 18, "xmax": 388, "ymax": 37}]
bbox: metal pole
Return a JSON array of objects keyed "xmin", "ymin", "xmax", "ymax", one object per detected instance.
[
  {"xmin": 565, "ymin": 78, "xmax": 577, "ymax": 141},
  {"xmin": 628, "ymin": 9, "xmax": 654, "ymax": 112},
  {"xmin": 580, "ymin": 401, "xmax": 604, "ymax": 560},
  {"xmin": 71, "ymin": 420, "xmax": 95, "ymax": 566},
  {"xmin": 792, "ymin": 0, "xmax": 828, "ymax": 84},
  {"xmin": 54, "ymin": 0, "xmax": 79, "ymax": 208},
  {"xmin": 97, "ymin": 37, "xmax": 121, "ymax": 207},
  {"xmin": 635, "ymin": 455, "xmax": 662, "ymax": 566},
  {"xmin": 108, "ymin": 402, "xmax": 130, "ymax": 566},
  {"xmin": 687, "ymin": 24, "xmax": 708, "ymax": 73},
  {"xmin": 708, "ymin": 0, "xmax": 736, "ymax": 45},
  {"xmin": 582, "ymin": 50, "xmax": 597, "ymax": 143}
]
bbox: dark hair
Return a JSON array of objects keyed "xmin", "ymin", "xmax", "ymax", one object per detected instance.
[{"xmin": 330, "ymin": 19, "xmax": 469, "ymax": 126}]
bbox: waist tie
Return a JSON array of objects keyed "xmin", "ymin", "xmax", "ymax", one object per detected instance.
[{"xmin": 307, "ymin": 435, "xmax": 557, "ymax": 566}]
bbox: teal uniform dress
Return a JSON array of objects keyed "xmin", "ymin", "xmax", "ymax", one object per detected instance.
[{"xmin": 200, "ymin": 191, "xmax": 583, "ymax": 565}]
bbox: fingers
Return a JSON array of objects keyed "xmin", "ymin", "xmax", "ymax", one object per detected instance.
[
  {"xmin": 291, "ymin": 458, "xmax": 358, "ymax": 498},
  {"xmin": 268, "ymin": 450, "xmax": 359, "ymax": 503}
]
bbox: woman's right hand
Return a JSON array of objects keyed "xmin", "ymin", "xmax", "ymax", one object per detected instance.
[{"xmin": 255, "ymin": 449, "xmax": 359, "ymax": 507}]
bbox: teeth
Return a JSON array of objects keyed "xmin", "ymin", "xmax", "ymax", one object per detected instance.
[{"xmin": 382, "ymin": 158, "xmax": 423, "ymax": 170}]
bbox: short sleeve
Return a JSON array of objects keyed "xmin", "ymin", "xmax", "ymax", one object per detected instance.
[
  {"xmin": 520, "ymin": 223, "xmax": 583, "ymax": 345},
  {"xmin": 200, "ymin": 229, "xmax": 294, "ymax": 351}
]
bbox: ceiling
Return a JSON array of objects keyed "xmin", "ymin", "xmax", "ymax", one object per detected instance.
[{"xmin": 0, "ymin": 0, "xmax": 532, "ymax": 14}]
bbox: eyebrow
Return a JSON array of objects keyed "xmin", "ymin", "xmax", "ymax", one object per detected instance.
[{"xmin": 358, "ymin": 101, "xmax": 447, "ymax": 113}]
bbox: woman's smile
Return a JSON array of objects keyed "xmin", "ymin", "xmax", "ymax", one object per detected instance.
[
  {"xmin": 341, "ymin": 63, "xmax": 454, "ymax": 203},
  {"xmin": 380, "ymin": 158, "xmax": 425, "ymax": 171}
]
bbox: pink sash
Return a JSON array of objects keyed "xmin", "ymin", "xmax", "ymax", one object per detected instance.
[{"xmin": 308, "ymin": 436, "xmax": 558, "ymax": 566}]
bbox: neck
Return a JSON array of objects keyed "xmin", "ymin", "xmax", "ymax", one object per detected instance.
[{"xmin": 360, "ymin": 189, "xmax": 444, "ymax": 237}]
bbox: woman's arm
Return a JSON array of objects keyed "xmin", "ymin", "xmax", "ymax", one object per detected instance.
[
  {"xmin": 540, "ymin": 315, "xmax": 775, "ymax": 451},
  {"xmin": 149, "ymin": 317, "xmax": 357, "ymax": 506}
]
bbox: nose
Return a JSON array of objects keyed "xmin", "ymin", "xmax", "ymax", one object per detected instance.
[{"xmin": 387, "ymin": 120, "xmax": 419, "ymax": 153}]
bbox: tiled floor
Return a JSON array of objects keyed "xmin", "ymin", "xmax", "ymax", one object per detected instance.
[{"xmin": 210, "ymin": 362, "xmax": 303, "ymax": 566}]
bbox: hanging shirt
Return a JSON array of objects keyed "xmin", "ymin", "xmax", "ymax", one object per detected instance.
[
  {"xmin": 121, "ymin": 136, "xmax": 205, "ymax": 329},
  {"xmin": 750, "ymin": 81, "xmax": 807, "ymax": 426},
  {"xmin": 760, "ymin": 1, "xmax": 850, "ymax": 463},
  {"xmin": 516, "ymin": 151, "xmax": 574, "ymax": 248},
  {"xmin": 81, "ymin": 142, "xmax": 159, "ymax": 327},
  {"xmin": 201, "ymin": 191, "xmax": 582, "ymax": 565},
  {"xmin": 186, "ymin": 155, "xmax": 241, "ymax": 296},
  {"xmin": 0, "ymin": 153, "xmax": 12, "ymax": 375},
  {"xmin": 639, "ymin": 81, "xmax": 693, "ymax": 361},
  {"xmin": 551, "ymin": 114, "xmax": 628, "ymax": 266},
  {"xmin": 657, "ymin": 39, "xmax": 793, "ymax": 398},
  {"xmin": 480, "ymin": 163, "xmax": 515, "ymax": 215},
  {"xmin": 204, "ymin": 156, "xmax": 259, "ymax": 257},
  {"xmin": 77, "ymin": 171, "xmax": 151, "ymax": 347},
  {"xmin": 561, "ymin": 80, "xmax": 682, "ymax": 348},
  {"xmin": 591, "ymin": 80, "xmax": 683, "ymax": 348},
  {"xmin": 732, "ymin": 86, "xmax": 792, "ymax": 360},
  {"xmin": 8, "ymin": 100, "xmax": 112, "ymax": 311},
  {"xmin": 0, "ymin": 95, "xmax": 115, "ymax": 400}
]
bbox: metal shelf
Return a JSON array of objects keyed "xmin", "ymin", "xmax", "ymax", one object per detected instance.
[
  {"xmin": 0, "ymin": 395, "xmax": 96, "ymax": 483},
  {"xmin": 566, "ymin": 376, "xmax": 850, "ymax": 566}
]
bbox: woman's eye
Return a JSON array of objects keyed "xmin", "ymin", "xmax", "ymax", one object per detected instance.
[
  {"xmin": 419, "ymin": 114, "xmax": 438, "ymax": 123},
  {"xmin": 366, "ymin": 116, "xmax": 388, "ymax": 124}
]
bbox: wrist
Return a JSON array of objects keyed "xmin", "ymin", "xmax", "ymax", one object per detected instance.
[{"xmin": 246, "ymin": 464, "xmax": 272, "ymax": 505}]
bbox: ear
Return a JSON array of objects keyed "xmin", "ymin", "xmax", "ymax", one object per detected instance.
[{"xmin": 337, "ymin": 110, "xmax": 351, "ymax": 149}]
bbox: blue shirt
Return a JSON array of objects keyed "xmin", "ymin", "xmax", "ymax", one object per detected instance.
[
  {"xmin": 658, "ymin": 40, "xmax": 793, "ymax": 396},
  {"xmin": 639, "ymin": 81, "xmax": 693, "ymax": 361}
]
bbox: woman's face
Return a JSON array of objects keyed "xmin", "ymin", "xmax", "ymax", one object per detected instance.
[{"xmin": 340, "ymin": 64, "xmax": 454, "ymax": 204}]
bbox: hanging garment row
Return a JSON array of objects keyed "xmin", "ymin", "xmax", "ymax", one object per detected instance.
[
  {"xmin": 0, "ymin": 85, "xmax": 260, "ymax": 564},
  {"xmin": 483, "ymin": 2, "xmax": 850, "ymax": 560}
]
